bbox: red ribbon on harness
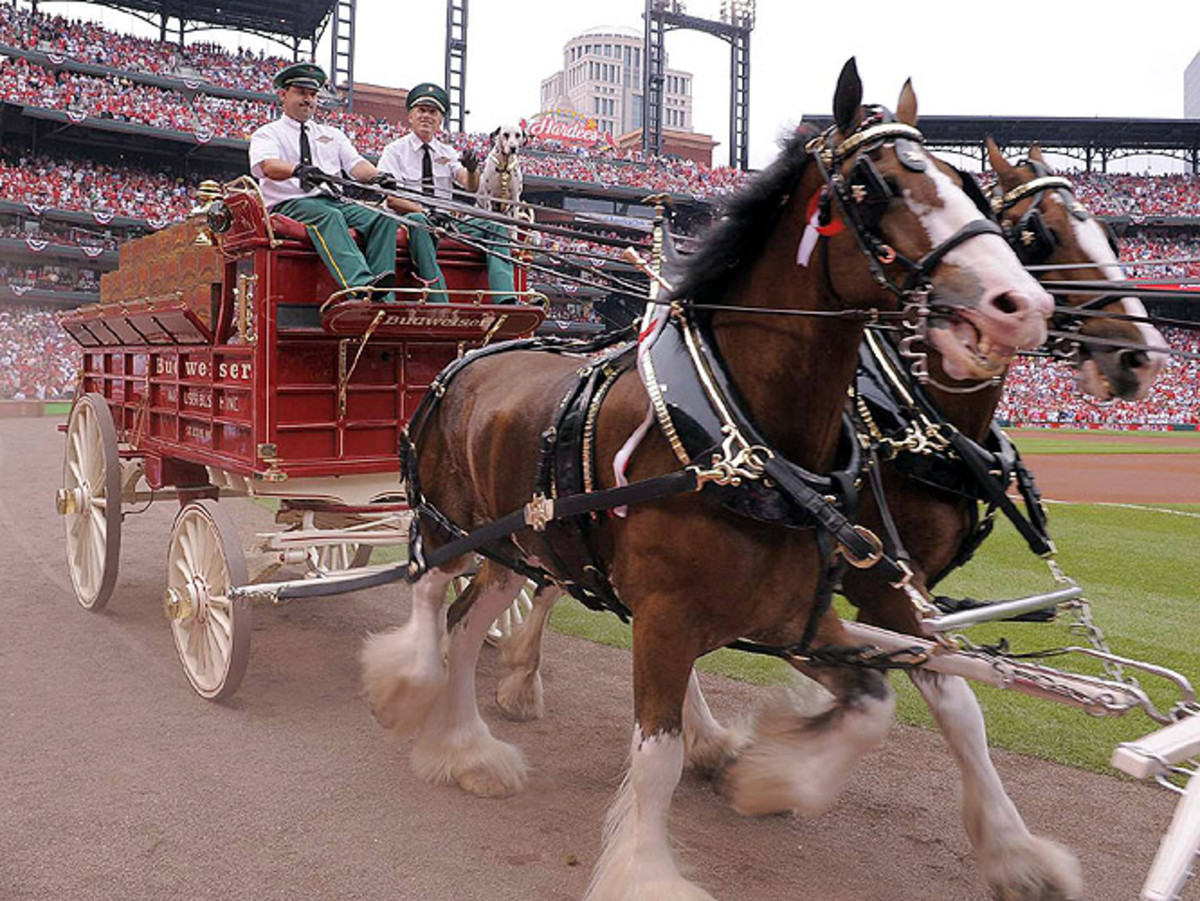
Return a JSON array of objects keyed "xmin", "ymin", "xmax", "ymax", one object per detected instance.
[{"xmin": 808, "ymin": 189, "xmax": 845, "ymax": 237}]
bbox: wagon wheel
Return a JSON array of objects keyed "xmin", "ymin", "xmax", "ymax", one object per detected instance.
[
  {"xmin": 447, "ymin": 573, "xmax": 536, "ymax": 646},
  {"xmin": 59, "ymin": 393, "xmax": 122, "ymax": 610},
  {"xmin": 486, "ymin": 581, "xmax": 536, "ymax": 647},
  {"xmin": 164, "ymin": 500, "xmax": 251, "ymax": 701}
]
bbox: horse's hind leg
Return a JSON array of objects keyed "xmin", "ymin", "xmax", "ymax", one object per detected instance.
[
  {"xmin": 361, "ymin": 566, "xmax": 454, "ymax": 738},
  {"xmin": 682, "ymin": 669, "xmax": 745, "ymax": 777},
  {"xmin": 411, "ymin": 559, "xmax": 530, "ymax": 797},
  {"xmin": 495, "ymin": 584, "xmax": 561, "ymax": 722},
  {"xmin": 722, "ymin": 653, "xmax": 895, "ymax": 818},
  {"xmin": 910, "ymin": 669, "xmax": 1082, "ymax": 901}
]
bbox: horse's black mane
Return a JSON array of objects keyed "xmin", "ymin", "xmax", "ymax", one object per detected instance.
[{"xmin": 669, "ymin": 125, "xmax": 817, "ymax": 307}]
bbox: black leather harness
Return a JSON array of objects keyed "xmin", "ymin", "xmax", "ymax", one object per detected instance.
[{"xmin": 855, "ymin": 329, "xmax": 1054, "ymax": 589}]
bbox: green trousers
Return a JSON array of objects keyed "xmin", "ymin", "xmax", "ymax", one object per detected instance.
[
  {"xmin": 402, "ymin": 213, "xmax": 515, "ymax": 303},
  {"xmin": 274, "ymin": 196, "xmax": 398, "ymax": 301}
]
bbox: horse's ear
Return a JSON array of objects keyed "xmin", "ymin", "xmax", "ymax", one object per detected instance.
[
  {"xmin": 985, "ymin": 136, "xmax": 1014, "ymax": 181},
  {"xmin": 1029, "ymin": 143, "xmax": 1047, "ymax": 164},
  {"xmin": 896, "ymin": 78, "xmax": 917, "ymax": 126},
  {"xmin": 833, "ymin": 57, "xmax": 862, "ymax": 136}
]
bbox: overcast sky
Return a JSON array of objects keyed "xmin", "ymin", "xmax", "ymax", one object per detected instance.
[{"xmin": 51, "ymin": 0, "xmax": 1200, "ymax": 171}]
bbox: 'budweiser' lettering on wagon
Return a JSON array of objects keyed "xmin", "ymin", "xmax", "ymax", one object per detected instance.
[
  {"xmin": 183, "ymin": 360, "xmax": 208, "ymax": 378},
  {"xmin": 381, "ymin": 310, "xmax": 497, "ymax": 330},
  {"xmin": 155, "ymin": 357, "xmax": 177, "ymax": 376},
  {"xmin": 217, "ymin": 362, "xmax": 252, "ymax": 380}
]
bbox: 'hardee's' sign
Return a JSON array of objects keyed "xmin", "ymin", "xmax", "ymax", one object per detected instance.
[{"xmin": 527, "ymin": 113, "xmax": 614, "ymax": 146}]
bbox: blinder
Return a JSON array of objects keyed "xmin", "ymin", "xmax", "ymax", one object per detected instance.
[
  {"xmin": 1008, "ymin": 207, "xmax": 1058, "ymax": 265},
  {"xmin": 847, "ymin": 154, "xmax": 894, "ymax": 230}
]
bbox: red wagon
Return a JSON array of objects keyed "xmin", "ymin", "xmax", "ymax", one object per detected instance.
[{"xmin": 55, "ymin": 178, "xmax": 545, "ymax": 699}]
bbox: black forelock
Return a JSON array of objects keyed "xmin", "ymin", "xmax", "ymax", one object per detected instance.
[{"xmin": 668, "ymin": 125, "xmax": 817, "ymax": 307}]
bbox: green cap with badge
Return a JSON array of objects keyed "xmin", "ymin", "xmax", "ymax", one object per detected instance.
[
  {"xmin": 407, "ymin": 82, "xmax": 449, "ymax": 113},
  {"xmin": 273, "ymin": 62, "xmax": 328, "ymax": 91}
]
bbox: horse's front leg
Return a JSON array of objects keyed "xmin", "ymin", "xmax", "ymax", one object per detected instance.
[
  {"xmin": 412, "ymin": 559, "xmax": 530, "ymax": 797},
  {"xmin": 495, "ymin": 584, "xmax": 561, "ymax": 721},
  {"xmin": 910, "ymin": 669, "xmax": 1083, "ymax": 900},
  {"xmin": 586, "ymin": 605, "xmax": 715, "ymax": 901}
]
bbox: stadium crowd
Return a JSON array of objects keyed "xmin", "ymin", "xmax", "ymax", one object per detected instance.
[
  {"xmin": 0, "ymin": 304, "xmax": 78, "ymax": 399},
  {"xmin": 0, "ymin": 151, "xmax": 198, "ymax": 222},
  {"xmin": 0, "ymin": 3, "xmax": 288, "ymax": 94},
  {"xmin": 996, "ymin": 327, "xmax": 1200, "ymax": 428},
  {"xmin": 1, "ymin": 262, "xmax": 98, "ymax": 294}
]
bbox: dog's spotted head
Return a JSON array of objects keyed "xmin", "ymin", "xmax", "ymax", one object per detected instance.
[{"xmin": 491, "ymin": 125, "xmax": 527, "ymax": 156}]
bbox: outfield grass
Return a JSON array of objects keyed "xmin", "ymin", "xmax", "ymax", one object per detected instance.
[
  {"xmin": 1006, "ymin": 428, "xmax": 1200, "ymax": 455},
  {"xmin": 548, "ymin": 501, "xmax": 1200, "ymax": 774}
]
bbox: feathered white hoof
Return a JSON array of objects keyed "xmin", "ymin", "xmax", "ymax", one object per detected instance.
[
  {"xmin": 411, "ymin": 722, "xmax": 528, "ymax": 798},
  {"xmin": 360, "ymin": 622, "xmax": 447, "ymax": 737},
  {"xmin": 981, "ymin": 834, "xmax": 1083, "ymax": 901},
  {"xmin": 723, "ymin": 684, "xmax": 893, "ymax": 817},
  {"xmin": 496, "ymin": 667, "xmax": 544, "ymax": 721}
]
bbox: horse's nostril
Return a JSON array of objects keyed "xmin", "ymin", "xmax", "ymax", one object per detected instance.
[
  {"xmin": 1120, "ymin": 349, "xmax": 1149, "ymax": 371},
  {"xmin": 991, "ymin": 293, "xmax": 1019, "ymax": 315}
]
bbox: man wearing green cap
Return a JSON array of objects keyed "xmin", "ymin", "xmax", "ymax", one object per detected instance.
[
  {"xmin": 377, "ymin": 82, "xmax": 517, "ymax": 303},
  {"xmin": 249, "ymin": 62, "xmax": 410, "ymax": 301}
]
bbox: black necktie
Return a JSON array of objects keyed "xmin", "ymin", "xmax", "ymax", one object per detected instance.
[
  {"xmin": 421, "ymin": 143, "xmax": 434, "ymax": 196},
  {"xmin": 299, "ymin": 122, "xmax": 312, "ymax": 166}
]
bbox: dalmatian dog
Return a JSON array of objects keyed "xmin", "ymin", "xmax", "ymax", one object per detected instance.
[{"xmin": 476, "ymin": 124, "xmax": 529, "ymax": 220}]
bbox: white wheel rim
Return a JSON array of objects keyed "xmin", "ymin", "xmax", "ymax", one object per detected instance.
[
  {"xmin": 63, "ymin": 400, "xmax": 112, "ymax": 606},
  {"xmin": 168, "ymin": 509, "xmax": 237, "ymax": 695},
  {"xmin": 486, "ymin": 585, "xmax": 535, "ymax": 644}
]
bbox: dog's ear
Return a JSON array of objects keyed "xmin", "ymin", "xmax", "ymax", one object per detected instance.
[
  {"xmin": 491, "ymin": 126, "xmax": 501, "ymax": 139},
  {"xmin": 520, "ymin": 129, "xmax": 529, "ymax": 146}
]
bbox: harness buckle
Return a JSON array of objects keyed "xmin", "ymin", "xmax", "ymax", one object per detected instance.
[
  {"xmin": 524, "ymin": 493, "xmax": 555, "ymax": 532},
  {"xmin": 839, "ymin": 524, "xmax": 884, "ymax": 569},
  {"xmin": 693, "ymin": 429, "xmax": 773, "ymax": 488}
]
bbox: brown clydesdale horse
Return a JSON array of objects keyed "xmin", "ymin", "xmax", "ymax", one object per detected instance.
[
  {"xmin": 362, "ymin": 60, "xmax": 1054, "ymax": 900},
  {"xmin": 492, "ymin": 144, "xmax": 1171, "ymax": 899}
]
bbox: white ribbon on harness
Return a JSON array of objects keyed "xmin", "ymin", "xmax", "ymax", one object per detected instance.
[{"xmin": 611, "ymin": 298, "xmax": 671, "ymax": 515}]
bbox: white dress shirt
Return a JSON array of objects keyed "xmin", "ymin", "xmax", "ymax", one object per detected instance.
[
  {"xmin": 377, "ymin": 132, "xmax": 466, "ymax": 202},
  {"xmin": 248, "ymin": 115, "xmax": 367, "ymax": 209}
]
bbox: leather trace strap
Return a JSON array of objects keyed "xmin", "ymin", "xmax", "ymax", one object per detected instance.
[{"xmin": 413, "ymin": 469, "xmax": 701, "ymax": 578}]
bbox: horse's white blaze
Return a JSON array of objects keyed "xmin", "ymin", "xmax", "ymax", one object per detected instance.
[
  {"xmin": 587, "ymin": 728, "xmax": 713, "ymax": 901},
  {"xmin": 725, "ymin": 680, "xmax": 894, "ymax": 818},
  {"xmin": 411, "ymin": 568, "xmax": 529, "ymax": 797},
  {"xmin": 910, "ymin": 669, "xmax": 1083, "ymax": 899},
  {"xmin": 902, "ymin": 153, "xmax": 1053, "ymax": 327},
  {"xmin": 1069, "ymin": 207, "xmax": 1170, "ymax": 362}
]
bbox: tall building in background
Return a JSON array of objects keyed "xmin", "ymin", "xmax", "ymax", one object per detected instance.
[
  {"xmin": 1186, "ymin": 51, "xmax": 1200, "ymax": 118},
  {"xmin": 539, "ymin": 25, "xmax": 694, "ymax": 140}
]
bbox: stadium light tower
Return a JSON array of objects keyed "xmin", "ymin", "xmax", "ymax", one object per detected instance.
[
  {"xmin": 643, "ymin": 0, "xmax": 755, "ymax": 169},
  {"xmin": 444, "ymin": 0, "xmax": 468, "ymax": 134}
]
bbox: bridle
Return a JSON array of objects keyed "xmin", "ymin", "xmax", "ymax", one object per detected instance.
[
  {"xmin": 805, "ymin": 113, "xmax": 1007, "ymax": 392},
  {"xmin": 991, "ymin": 159, "xmax": 1138, "ymax": 363},
  {"xmin": 809, "ymin": 115, "xmax": 1004, "ymax": 302}
]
